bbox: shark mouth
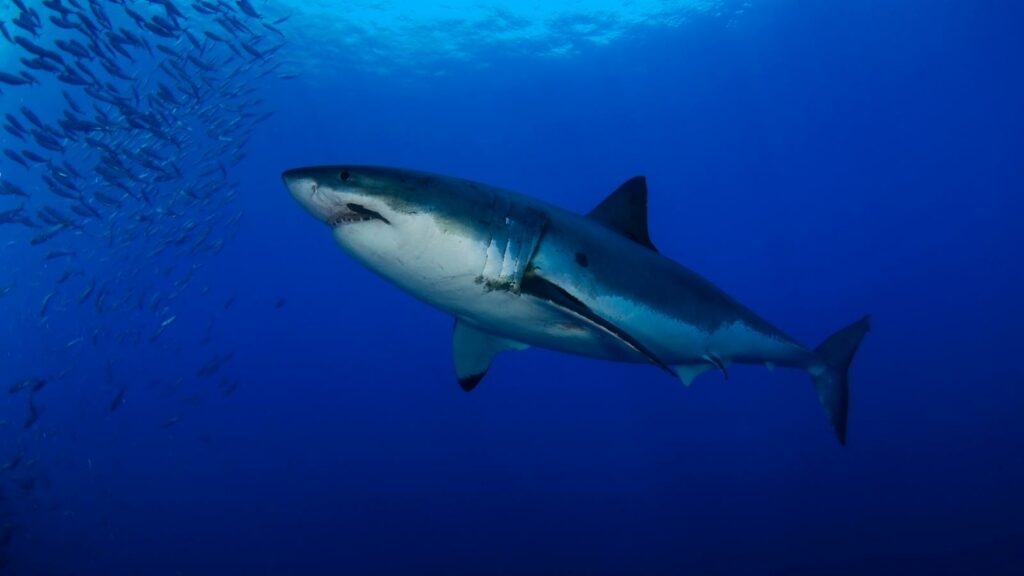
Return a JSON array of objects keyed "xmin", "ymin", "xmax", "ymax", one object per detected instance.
[{"xmin": 327, "ymin": 203, "xmax": 391, "ymax": 227}]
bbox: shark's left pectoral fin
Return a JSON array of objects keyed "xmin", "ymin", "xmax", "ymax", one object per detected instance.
[{"xmin": 452, "ymin": 320, "xmax": 528, "ymax": 391}]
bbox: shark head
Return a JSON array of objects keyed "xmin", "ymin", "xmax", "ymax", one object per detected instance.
[
  {"xmin": 282, "ymin": 165, "xmax": 499, "ymax": 301},
  {"xmin": 282, "ymin": 165, "xmax": 400, "ymax": 229},
  {"xmin": 282, "ymin": 165, "xmax": 551, "ymax": 320}
]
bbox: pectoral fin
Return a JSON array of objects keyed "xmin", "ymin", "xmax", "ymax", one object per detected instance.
[
  {"xmin": 452, "ymin": 319, "xmax": 528, "ymax": 391},
  {"xmin": 521, "ymin": 270, "xmax": 674, "ymax": 375}
]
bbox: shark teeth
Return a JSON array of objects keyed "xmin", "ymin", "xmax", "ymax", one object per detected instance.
[
  {"xmin": 327, "ymin": 213, "xmax": 375, "ymax": 227},
  {"xmin": 327, "ymin": 203, "xmax": 391, "ymax": 227}
]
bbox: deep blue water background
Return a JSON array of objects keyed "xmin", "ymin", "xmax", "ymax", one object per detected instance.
[{"xmin": 3, "ymin": 0, "xmax": 1023, "ymax": 574}]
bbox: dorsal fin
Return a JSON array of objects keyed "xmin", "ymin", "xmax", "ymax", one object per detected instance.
[{"xmin": 587, "ymin": 176, "xmax": 657, "ymax": 251}]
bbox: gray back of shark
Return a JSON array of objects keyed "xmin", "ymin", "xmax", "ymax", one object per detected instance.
[{"xmin": 282, "ymin": 165, "xmax": 870, "ymax": 444}]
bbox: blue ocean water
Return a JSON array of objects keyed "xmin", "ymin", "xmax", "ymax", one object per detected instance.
[{"xmin": 1, "ymin": 0, "xmax": 1022, "ymax": 574}]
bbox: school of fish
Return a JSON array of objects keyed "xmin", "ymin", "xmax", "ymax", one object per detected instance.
[{"xmin": 0, "ymin": 0, "xmax": 293, "ymax": 565}]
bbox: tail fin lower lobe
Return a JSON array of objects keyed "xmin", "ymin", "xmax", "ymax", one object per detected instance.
[{"xmin": 809, "ymin": 315, "xmax": 871, "ymax": 445}]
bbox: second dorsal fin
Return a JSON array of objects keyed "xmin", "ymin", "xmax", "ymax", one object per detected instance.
[{"xmin": 586, "ymin": 176, "xmax": 657, "ymax": 251}]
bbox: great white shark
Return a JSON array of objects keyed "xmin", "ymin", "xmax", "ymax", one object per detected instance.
[{"xmin": 282, "ymin": 166, "xmax": 870, "ymax": 444}]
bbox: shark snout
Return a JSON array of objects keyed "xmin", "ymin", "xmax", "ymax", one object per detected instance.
[
  {"xmin": 281, "ymin": 168, "xmax": 315, "ymax": 197},
  {"xmin": 282, "ymin": 168, "xmax": 307, "ymax": 190},
  {"xmin": 283, "ymin": 165, "xmax": 395, "ymax": 229},
  {"xmin": 282, "ymin": 168, "xmax": 330, "ymax": 222}
]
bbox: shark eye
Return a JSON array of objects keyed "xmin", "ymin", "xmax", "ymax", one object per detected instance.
[{"xmin": 339, "ymin": 170, "xmax": 351, "ymax": 182}]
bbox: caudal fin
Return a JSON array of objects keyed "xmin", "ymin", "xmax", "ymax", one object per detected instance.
[{"xmin": 809, "ymin": 315, "xmax": 871, "ymax": 445}]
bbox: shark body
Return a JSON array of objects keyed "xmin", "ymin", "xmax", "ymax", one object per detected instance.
[{"xmin": 283, "ymin": 166, "xmax": 869, "ymax": 443}]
